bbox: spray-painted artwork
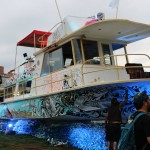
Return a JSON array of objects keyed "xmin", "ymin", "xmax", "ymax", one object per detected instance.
[
  {"xmin": 0, "ymin": 81, "xmax": 150, "ymax": 121},
  {"xmin": 5, "ymin": 65, "xmax": 37, "ymax": 86}
]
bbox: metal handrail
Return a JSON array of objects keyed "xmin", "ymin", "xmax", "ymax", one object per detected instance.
[
  {"xmin": 4, "ymin": 66, "xmax": 74, "ymax": 99},
  {"xmin": 3, "ymin": 53, "xmax": 150, "ymax": 101},
  {"xmin": 81, "ymin": 53, "xmax": 150, "ymax": 85}
]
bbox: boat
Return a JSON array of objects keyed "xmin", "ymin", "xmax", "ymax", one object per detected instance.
[
  {"xmin": 0, "ymin": 15, "xmax": 150, "ymax": 123},
  {"xmin": 0, "ymin": 67, "xmax": 11, "ymax": 103}
]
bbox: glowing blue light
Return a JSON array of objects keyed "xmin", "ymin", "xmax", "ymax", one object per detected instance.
[
  {"xmin": 13, "ymin": 120, "xmax": 34, "ymax": 134},
  {"xmin": 8, "ymin": 123, "xmax": 13, "ymax": 128},
  {"xmin": 69, "ymin": 125, "xmax": 107, "ymax": 150}
]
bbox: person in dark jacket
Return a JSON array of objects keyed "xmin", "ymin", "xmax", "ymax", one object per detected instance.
[
  {"xmin": 133, "ymin": 92, "xmax": 150, "ymax": 150},
  {"xmin": 105, "ymin": 90, "xmax": 128, "ymax": 150}
]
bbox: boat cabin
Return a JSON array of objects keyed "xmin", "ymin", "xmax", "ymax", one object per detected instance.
[{"xmin": 3, "ymin": 16, "xmax": 150, "ymax": 103}]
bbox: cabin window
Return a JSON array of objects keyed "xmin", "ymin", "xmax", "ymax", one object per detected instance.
[
  {"xmin": 18, "ymin": 80, "xmax": 32, "ymax": 95},
  {"xmin": 0, "ymin": 90, "xmax": 4, "ymax": 102},
  {"xmin": 5, "ymin": 85, "xmax": 15, "ymax": 98},
  {"xmin": 73, "ymin": 39, "xmax": 83, "ymax": 64},
  {"xmin": 25, "ymin": 80, "xmax": 32, "ymax": 94},
  {"xmin": 18, "ymin": 82, "xmax": 25, "ymax": 95},
  {"xmin": 82, "ymin": 40, "xmax": 100, "ymax": 64},
  {"xmin": 41, "ymin": 53, "xmax": 50, "ymax": 76},
  {"xmin": 41, "ymin": 41, "xmax": 74, "ymax": 76},
  {"xmin": 0, "ymin": 90, "xmax": 4, "ymax": 97},
  {"xmin": 62, "ymin": 42, "xmax": 74, "ymax": 67},
  {"xmin": 50, "ymin": 48, "xmax": 64, "ymax": 72},
  {"xmin": 102, "ymin": 44, "xmax": 112, "ymax": 65}
]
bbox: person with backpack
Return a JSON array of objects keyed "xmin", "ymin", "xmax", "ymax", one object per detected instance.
[
  {"xmin": 118, "ymin": 92, "xmax": 150, "ymax": 150},
  {"xmin": 133, "ymin": 92, "xmax": 150, "ymax": 150},
  {"xmin": 105, "ymin": 90, "xmax": 128, "ymax": 150}
]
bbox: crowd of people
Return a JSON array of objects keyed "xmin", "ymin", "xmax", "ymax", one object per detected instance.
[{"xmin": 105, "ymin": 90, "xmax": 150, "ymax": 150}]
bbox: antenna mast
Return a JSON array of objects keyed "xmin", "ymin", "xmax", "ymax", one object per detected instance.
[
  {"xmin": 55, "ymin": 0, "xmax": 63, "ymax": 22},
  {"xmin": 116, "ymin": 0, "xmax": 120, "ymax": 19}
]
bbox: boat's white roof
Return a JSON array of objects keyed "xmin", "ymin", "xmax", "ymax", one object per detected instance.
[
  {"xmin": 35, "ymin": 18, "xmax": 150, "ymax": 56},
  {"xmin": 65, "ymin": 19, "xmax": 150, "ymax": 44}
]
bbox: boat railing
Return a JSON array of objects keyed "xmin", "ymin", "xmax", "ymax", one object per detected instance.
[
  {"xmin": 81, "ymin": 53, "xmax": 150, "ymax": 85},
  {"xmin": 3, "ymin": 53, "xmax": 150, "ymax": 101},
  {"xmin": 4, "ymin": 66, "xmax": 74, "ymax": 100}
]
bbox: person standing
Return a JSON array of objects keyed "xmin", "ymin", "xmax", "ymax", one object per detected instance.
[
  {"xmin": 133, "ymin": 92, "xmax": 150, "ymax": 150},
  {"xmin": 105, "ymin": 90, "xmax": 128, "ymax": 150}
]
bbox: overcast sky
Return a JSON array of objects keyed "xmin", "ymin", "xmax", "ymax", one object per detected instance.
[{"xmin": 0, "ymin": 0, "xmax": 150, "ymax": 73}]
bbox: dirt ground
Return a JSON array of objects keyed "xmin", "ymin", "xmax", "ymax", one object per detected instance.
[{"xmin": 0, "ymin": 134, "xmax": 78, "ymax": 150}]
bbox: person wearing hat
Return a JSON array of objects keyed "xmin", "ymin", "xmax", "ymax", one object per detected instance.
[
  {"xmin": 105, "ymin": 90, "xmax": 128, "ymax": 150},
  {"xmin": 133, "ymin": 92, "xmax": 150, "ymax": 150}
]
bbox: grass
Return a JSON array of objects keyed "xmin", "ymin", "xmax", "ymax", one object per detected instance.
[{"xmin": 0, "ymin": 133, "xmax": 78, "ymax": 150}]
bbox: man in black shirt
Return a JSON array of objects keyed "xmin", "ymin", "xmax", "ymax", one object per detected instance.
[{"xmin": 133, "ymin": 92, "xmax": 150, "ymax": 150}]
